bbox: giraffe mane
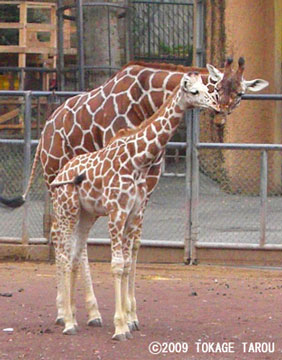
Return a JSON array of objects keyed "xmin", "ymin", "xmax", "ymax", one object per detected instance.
[{"xmin": 120, "ymin": 61, "xmax": 208, "ymax": 74}]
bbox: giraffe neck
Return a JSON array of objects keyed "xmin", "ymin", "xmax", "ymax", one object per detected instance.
[{"xmin": 127, "ymin": 85, "xmax": 185, "ymax": 167}]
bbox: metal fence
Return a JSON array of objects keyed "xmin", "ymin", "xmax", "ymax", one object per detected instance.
[
  {"xmin": 0, "ymin": 91, "xmax": 281, "ymax": 262},
  {"xmin": 131, "ymin": 0, "xmax": 194, "ymax": 65}
]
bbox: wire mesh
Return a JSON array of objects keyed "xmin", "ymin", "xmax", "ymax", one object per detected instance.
[
  {"xmin": 87, "ymin": 175, "xmax": 186, "ymax": 242},
  {"xmin": 198, "ymin": 148, "xmax": 282, "ymax": 245}
]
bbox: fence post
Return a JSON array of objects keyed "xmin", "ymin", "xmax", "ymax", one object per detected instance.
[
  {"xmin": 190, "ymin": 109, "xmax": 200, "ymax": 264},
  {"xmin": 57, "ymin": 0, "xmax": 65, "ymax": 91},
  {"xmin": 76, "ymin": 0, "xmax": 85, "ymax": 91},
  {"xmin": 125, "ymin": 0, "xmax": 133, "ymax": 61},
  {"xmin": 260, "ymin": 150, "xmax": 268, "ymax": 247},
  {"xmin": 22, "ymin": 91, "xmax": 32, "ymax": 245},
  {"xmin": 184, "ymin": 110, "xmax": 193, "ymax": 263}
]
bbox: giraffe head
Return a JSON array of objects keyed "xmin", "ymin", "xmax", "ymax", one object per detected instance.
[
  {"xmin": 207, "ymin": 57, "xmax": 269, "ymax": 115},
  {"xmin": 181, "ymin": 72, "xmax": 221, "ymax": 112}
]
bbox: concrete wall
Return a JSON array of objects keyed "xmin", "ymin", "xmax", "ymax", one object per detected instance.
[{"xmin": 202, "ymin": 0, "xmax": 282, "ymax": 193}]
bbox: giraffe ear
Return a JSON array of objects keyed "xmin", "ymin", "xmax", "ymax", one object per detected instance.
[
  {"xmin": 243, "ymin": 79, "xmax": 269, "ymax": 92},
  {"xmin": 206, "ymin": 64, "xmax": 224, "ymax": 82},
  {"xmin": 182, "ymin": 78, "xmax": 192, "ymax": 92}
]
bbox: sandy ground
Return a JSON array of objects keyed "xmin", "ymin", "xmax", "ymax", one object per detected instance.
[{"xmin": 0, "ymin": 261, "xmax": 281, "ymax": 360}]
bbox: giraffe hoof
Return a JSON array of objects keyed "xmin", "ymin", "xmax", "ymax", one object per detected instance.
[
  {"xmin": 88, "ymin": 318, "xmax": 103, "ymax": 327},
  {"xmin": 63, "ymin": 326, "xmax": 77, "ymax": 335},
  {"xmin": 125, "ymin": 331, "xmax": 133, "ymax": 340},
  {"xmin": 132, "ymin": 321, "xmax": 140, "ymax": 331},
  {"xmin": 112, "ymin": 333, "xmax": 127, "ymax": 342},
  {"xmin": 128, "ymin": 323, "xmax": 134, "ymax": 332},
  {"xmin": 55, "ymin": 317, "xmax": 65, "ymax": 326}
]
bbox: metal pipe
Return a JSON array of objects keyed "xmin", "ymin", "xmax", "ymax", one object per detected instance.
[
  {"xmin": 76, "ymin": 0, "xmax": 85, "ymax": 91},
  {"xmin": 260, "ymin": 151, "xmax": 268, "ymax": 247},
  {"xmin": 190, "ymin": 109, "xmax": 200, "ymax": 264},
  {"xmin": 242, "ymin": 94, "xmax": 282, "ymax": 100},
  {"xmin": 0, "ymin": 91, "xmax": 281, "ymax": 100},
  {"xmin": 198, "ymin": 143, "xmax": 282, "ymax": 151},
  {"xmin": 0, "ymin": 139, "xmax": 39, "ymax": 145},
  {"xmin": 83, "ymin": 3, "xmax": 128, "ymax": 9},
  {"xmin": 57, "ymin": 0, "xmax": 65, "ymax": 90},
  {"xmin": 2, "ymin": 238, "xmax": 282, "ymax": 251},
  {"xmin": 131, "ymin": 1, "xmax": 193, "ymax": 5},
  {"xmin": 184, "ymin": 110, "xmax": 193, "ymax": 263},
  {"xmin": 22, "ymin": 91, "xmax": 32, "ymax": 245},
  {"xmin": 0, "ymin": 67, "xmax": 57, "ymax": 73},
  {"xmin": 0, "ymin": 238, "xmax": 184, "ymax": 248},
  {"xmin": 196, "ymin": 242, "xmax": 282, "ymax": 250},
  {"xmin": 107, "ymin": 5, "xmax": 112, "ymax": 77}
]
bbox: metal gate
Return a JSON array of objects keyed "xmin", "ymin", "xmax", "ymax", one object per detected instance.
[{"xmin": 131, "ymin": 0, "xmax": 194, "ymax": 65}]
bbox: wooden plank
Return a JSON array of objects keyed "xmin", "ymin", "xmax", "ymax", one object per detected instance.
[
  {"xmin": 26, "ymin": 47, "xmax": 56, "ymax": 54},
  {"xmin": 0, "ymin": 1, "xmax": 21, "ymax": 4},
  {"xmin": 0, "ymin": 99, "xmax": 48, "ymax": 105},
  {"xmin": 0, "ymin": 46, "xmax": 56, "ymax": 54},
  {"xmin": 26, "ymin": 24, "xmax": 56, "ymax": 31},
  {"xmin": 0, "ymin": 108, "xmax": 21, "ymax": 124},
  {"xmin": 0, "ymin": 123, "xmax": 42, "ymax": 130},
  {"xmin": 19, "ymin": 2, "xmax": 27, "ymax": 68},
  {"xmin": 0, "ymin": 46, "xmax": 25, "ymax": 53},
  {"xmin": 0, "ymin": 23, "xmax": 23, "ymax": 29},
  {"xmin": 27, "ymin": 2, "xmax": 56, "ymax": 8},
  {"xmin": 0, "ymin": 1, "xmax": 55, "ymax": 6},
  {"xmin": 64, "ymin": 49, "xmax": 77, "ymax": 55}
]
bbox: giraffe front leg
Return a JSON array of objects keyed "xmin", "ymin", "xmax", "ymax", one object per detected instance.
[
  {"xmin": 121, "ymin": 256, "xmax": 133, "ymax": 339},
  {"xmin": 128, "ymin": 238, "xmax": 141, "ymax": 331},
  {"xmin": 126, "ymin": 210, "xmax": 145, "ymax": 331},
  {"xmin": 70, "ymin": 263, "xmax": 80, "ymax": 329},
  {"xmin": 108, "ymin": 211, "xmax": 130, "ymax": 341},
  {"xmin": 112, "ymin": 259, "xmax": 130, "ymax": 341}
]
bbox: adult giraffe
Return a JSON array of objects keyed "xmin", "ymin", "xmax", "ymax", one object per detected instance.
[
  {"xmin": 0, "ymin": 58, "xmax": 268, "ymax": 329},
  {"xmin": 50, "ymin": 71, "xmax": 220, "ymax": 339}
]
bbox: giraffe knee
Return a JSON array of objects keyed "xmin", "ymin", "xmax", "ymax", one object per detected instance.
[
  {"xmin": 123, "ymin": 258, "xmax": 132, "ymax": 275},
  {"xmin": 111, "ymin": 258, "xmax": 124, "ymax": 276},
  {"xmin": 133, "ymin": 240, "xmax": 141, "ymax": 252}
]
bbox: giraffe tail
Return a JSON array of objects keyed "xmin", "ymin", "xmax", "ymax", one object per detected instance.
[
  {"xmin": 0, "ymin": 139, "xmax": 42, "ymax": 209},
  {"xmin": 50, "ymin": 173, "xmax": 86, "ymax": 188}
]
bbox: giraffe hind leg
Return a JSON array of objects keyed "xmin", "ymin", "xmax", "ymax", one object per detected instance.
[
  {"xmin": 52, "ymin": 187, "xmax": 81, "ymax": 335},
  {"xmin": 76, "ymin": 211, "xmax": 103, "ymax": 327}
]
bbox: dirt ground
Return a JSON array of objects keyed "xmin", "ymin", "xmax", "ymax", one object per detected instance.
[{"xmin": 0, "ymin": 262, "xmax": 281, "ymax": 360}]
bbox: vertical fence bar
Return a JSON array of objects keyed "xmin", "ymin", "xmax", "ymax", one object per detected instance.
[
  {"xmin": 22, "ymin": 91, "xmax": 32, "ymax": 245},
  {"xmin": 107, "ymin": 6, "xmax": 112, "ymax": 77},
  {"xmin": 57, "ymin": 0, "xmax": 65, "ymax": 90},
  {"xmin": 76, "ymin": 0, "xmax": 85, "ymax": 91},
  {"xmin": 184, "ymin": 110, "xmax": 193, "ymax": 263},
  {"xmin": 190, "ymin": 109, "xmax": 200, "ymax": 264},
  {"xmin": 147, "ymin": 3, "xmax": 151, "ymax": 58},
  {"xmin": 125, "ymin": 0, "xmax": 133, "ymax": 61},
  {"xmin": 260, "ymin": 150, "xmax": 268, "ymax": 247}
]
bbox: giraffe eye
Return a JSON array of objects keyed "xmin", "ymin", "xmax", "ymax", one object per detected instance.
[{"xmin": 190, "ymin": 90, "xmax": 199, "ymax": 95}]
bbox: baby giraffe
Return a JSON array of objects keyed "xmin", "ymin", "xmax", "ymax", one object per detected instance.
[{"xmin": 50, "ymin": 72, "xmax": 220, "ymax": 340}]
